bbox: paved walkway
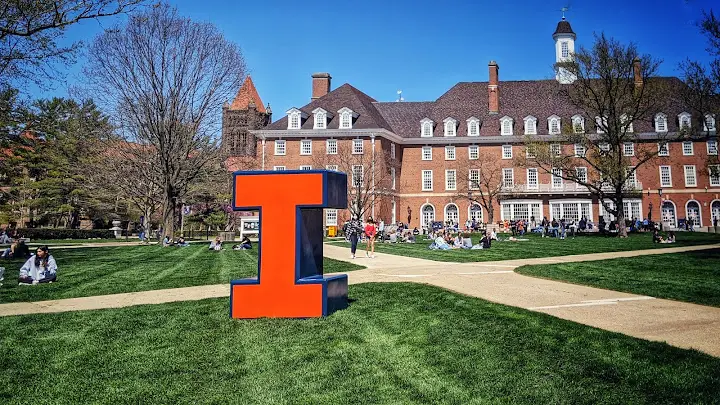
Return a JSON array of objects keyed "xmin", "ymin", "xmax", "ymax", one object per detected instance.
[{"xmin": 1, "ymin": 243, "xmax": 719, "ymax": 357}]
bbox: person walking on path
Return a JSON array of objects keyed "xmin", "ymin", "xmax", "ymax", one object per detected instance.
[
  {"xmin": 343, "ymin": 217, "xmax": 364, "ymax": 259},
  {"xmin": 364, "ymin": 217, "xmax": 377, "ymax": 258}
]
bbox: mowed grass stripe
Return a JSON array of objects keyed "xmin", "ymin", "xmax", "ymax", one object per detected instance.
[{"xmin": 0, "ymin": 283, "xmax": 719, "ymax": 404}]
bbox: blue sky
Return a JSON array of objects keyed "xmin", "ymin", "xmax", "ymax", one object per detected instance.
[{"xmin": 37, "ymin": 0, "xmax": 717, "ymax": 118}]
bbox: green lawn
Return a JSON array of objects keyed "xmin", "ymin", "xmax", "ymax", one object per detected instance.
[
  {"xmin": 1, "ymin": 283, "xmax": 718, "ymax": 404},
  {"xmin": 0, "ymin": 245, "xmax": 364, "ymax": 304},
  {"xmin": 330, "ymin": 232, "xmax": 720, "ymax": 262},
  {"xmin": 516, "ymin": 248, "xmax": 720, "ymax": 307}
]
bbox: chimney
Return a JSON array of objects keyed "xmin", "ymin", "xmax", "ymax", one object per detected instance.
[
  {"xmin": 312, "ymin": 72, "xmax": 332, "ymax": 100},
  {"xmin": 633, "ymin": 57, "xmax": 643, "ymax": 87},
  {"xmin": 488, "ymin": 61, "xmax": 499, "ymax": 114}
]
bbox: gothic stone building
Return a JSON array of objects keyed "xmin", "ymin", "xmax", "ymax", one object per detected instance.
[{"xmin": 223, "ymin": 19, "xmax": 720, "ymax": 231}]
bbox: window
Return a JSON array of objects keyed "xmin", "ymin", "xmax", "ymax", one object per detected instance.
[
  {"xmin": 274, "ymin": 140, "xmax": 286, "ymax": 155},
  {"xmin": 575, "ymin": 167, "xmax": 588, "ymax": 185},
  {"xmin": 623, "ymin": 142, "xmax": 635, "ymax": 156},
  {"xmin": 595, "ymin": 116, "xmax": 606, "ymax": 133},
  {"xmin": 659, "ymin": 166, "xmax": 672, "ymax": 187},
  {"xmin": 502, "ymin": 145, "xmax": 512, "ymax": 159},
  {"xmin": 679, "ymin": 112, "xmax": 692, "ymax": 130},
  {"xmin": 445, "ymin": 204, "xmax": 459, "ymax": 224},
  {"xmin": 502, "ymin": 168, "xmax": 514, "ymax": 188},
  {"xmin": 710, "ymin": 165, "xmax": 720, "ymax": 186},
  {"xmin": 684, "ymin": 165, "xmax": 697, "ymax": 187},
  {"xmin": 288, "ymin": 111, "xmax": 301, "ymax": 129},
  {"xmin": 549, "ymin": 201, "xmax": 593, "ymax": 222},
  {"xmin": 340, "ymin": 112, "xmax": 351, "ymax": 129},
  {"xmin": 551, "ymin": 144, "xmax": 561, "ymax": 155},
  {"xmin": 621, "ymin": 114, "xmax": 634, "ymax": 133},
  {"xmin": 391, "ymin": 143, "xmax": 396, "ymax": 159},
  {"xmin": 445, "ymin": 170, "xmax": 457, "ymax": 190},
  {"xmin": 552, "ymin": 168, "xmax": 563, "ymax": 189},
  {"xmin": 300, "ymin": 139, "xmax": 312, "ymax": 155},
  {"xmin": 421, "ymin": 120, "xmax": 433, "ymax": 137},
  {"xmin": 274, "ymin": 166, "xmax": 286, "ymax": 171},
  {"xmin": 468, "ymin": 145, "xmax": 479, "ymax": 160},
  {"xmin": 655, "ymin": 113, "xmax": 668, "ymax": 132},
  {"xmin": 524, "ymin": 116, "xmax": 537, "ymax": 135},
  {"xmin": 561, "ymin": 41, "xmax": 569, "ymax": 58},
  {"xmin": 574, "ymin": 144, "xmax": 586, "ymax": 157},
  {"xmin": 300, "ymin": 165, "xmax": 312, "ymax": 170},
  {"xmin": 422, "ymin": 170, "xmax": 433, "ymax": 191},
  {"xmin": 391, "ymin": 167, "xmax": 396, "ymax": 190},
  {"xmin": 500, "ymin": 201, "xmax": 542, "ymax": 221},
  {"xmin": 326, "ymin": 164, "xmax": 338, "ymax": 171},
  {"xmin": 548, "ymin": 116, "xmax": 561, "ymax": 135},
  {"xmin": 572, "ymin": 115, "xmax": 584, "ymax": 133},
  {"xmin": 314, "ymin": 112, "xmax": 326, "ymax": 129},
  {"xmin": 469, "ymin": 204, "xmax": 483, "ymax": 223},
  {"xmin": 352, "ymin": 165, "xmax": 364, "ymax": 186},
  {"xmin": 353, "ymin": 139, "xmax": 363, "ymax": 154},
  {"xmin": 326, "ymin": 139, "xmax": 337, "ymax": 154},
  {"xmin": 683, "ymin": 141, "xmax": 694, "ymax": 156},
  {"xmin": 626, "ymin": 167, "xmax": 637, "ymax": 188},
  {"xmin": 445, "ymin": 146, "xmax": 456, "ymax": 160},
  {"xmin": 444, "ymin": 119, "xmax": 456, "ymax": 137},
  {"xmin": 325, "ymin": 209, "xmax": 338, "ymax": 226},
  {"xmin": 599, "ymin": 142, "xmax": 610, "ymax": 152},
  {"xmin": 705, "ymin": 114, "xmax": 716, "ymax": 132},
  {"xmin": 707, "ymin": 140, "xmax": 718, "ymax": 155},
  {"xmin": 501, "ymin": 117, "xmax": 513, "ymax": 135},
  {"xmin": 527, "ymin": 168, "xmax": 538, "ymax": 190},
  {"xmin": 469, "ymin": 169, "xmax": 480, "ymax": 190},
  {"xmin": 658, "ymin": 142, "xmax": 669, "ymax": 156},
  {"xmin": 525, "ymin": 146, "xmax": 536, "ymax": 158},
  {"xmin": 467, "ymin": 119, "xmax": 480, "ymax": 136},
  {"xmin": 422, "ymin": 146, "xmax": 432, "ymax": 161}
]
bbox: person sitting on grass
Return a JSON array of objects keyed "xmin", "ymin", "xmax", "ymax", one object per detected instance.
[
  {"xmin": 429, "ymin": 232, "xmax": 451, "ymax": 250},
  {"xmin": 175, "ymin": 236, "xmax": 189, "ymax": 247},
  {"xmin": 233, "ymin": 235, "xmax": 252, "ymax": 250},
  {"xmin": 661, "ymin": 231, "xmax": 676, "ymax": 244},
  {"xmin": 18, "ymin": 246, "xmax": 57, "ymax": 285},
  {"xmin": 652, "ymin": 229, "xmax": 664, "ymax": 243},
  {"xmin": 209, "ymin": 236, "xmax": 223, "ymax": 251},
  {"xmin": 162, "ymin": 235, "xmax": 172, "ymax": 247},
  {"xmin": 1, "ymin": 240, "xmax": 30, "ymax": 259}
]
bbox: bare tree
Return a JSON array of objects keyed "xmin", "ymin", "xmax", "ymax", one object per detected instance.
[
  {"xmin": 455, "ymin": 150, "xmax": 504, "ymax": 224},
  {"xmin": 0, "ymin": 0, "xmax": 147, "ymax": 87},
  {"xmin": 523, "ymin": 34, "xmax": 668, "ymax": 237},
  {"xmin": 83, "ymin": 3, "xmax": 246, "ymax": 237},
  {"xmin": 312, "ymin": 141, "xmax": 395, "ymax": 221}
]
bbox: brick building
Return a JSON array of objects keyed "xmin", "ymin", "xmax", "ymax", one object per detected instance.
[{"xmin": 224, "ymin": 18, "xmax": 720, "ymax": 231}]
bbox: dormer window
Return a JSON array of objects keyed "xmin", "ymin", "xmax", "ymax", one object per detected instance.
[
  {"xmin": 655, "ymin": 113, "xmax": 668, "ymax": 132},
  {"xmin": 443, "ymin": 118, "xmax": 457, "ymax": 137},
  {"xmin": 621, "ymin": 114, "xmax": 634, "ymax": 133},
  {"xmin": 420, "ymin": 118, "xmax": 434, "ymax": 137},
  {"xmin": 679, "ymin": 112, "xmax": 692, "ymax": 130},
  {"xmin": 572, "ymin": 115, "xmax": 585, "ymax": 133},
  {"xmin": 595, "ymin": 116, "xmax": 607, "ymax": 134},
  {"xmin": 312, "ymin": 108, "xmax": 333, "ymax": 130},
  {"xmin": 467, "ymin": 117, "xmax": 480, "ymax": 136},
  {"xmin": 524, "ymin": 116, "xmax": 537, "ymax": 135},
  {"xmin": 705, "ymin": 113, "xmax": 716, "ymax": 132},
  {"xmin": 548, "ymin": 115, "xmax": 561, "ymax": 135},
  {"xmin": 337, "ymin": 107, "xmax": 358, "ymax": 129},
  {"xmin": 500, "ymin": 116, "xmax": 513, "ymax": 136},
  {"xmin": 286, "ymin": 108, "xmax": 308, "ymax": 130}
]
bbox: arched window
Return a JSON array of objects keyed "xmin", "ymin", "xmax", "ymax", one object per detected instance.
[
  {"xmin": 524, "ymin": 116, "xmax": 537, "ymax": 135},
  {"xmin": 445, "ymin": 204, "xmax": 459, "ymax": 224},
  {"xmin": 340, "ymin": 112, "xmax": 351, "ymax": 128},
  {"xmin": 661, "ymin": 201, "xmax": 677, "ymax": 228},
  {"xmin": 421, "ymin": 204, "xmax": 435, "ymax": 229},
  {"xmin": 655, "ymin": 113, "xmax": 668, "ymax": 132},
  {"xmin": 572, "ymin": 115, "xmax": 584, "ymax": 133},
  {"xmin": 711, "ymin": 200, "xmax": 720, "ymax": 226},
  {"xmin": 444, "ymin": 118, "xmax": 456, "ymax": 137},
  {"xmin": 679, "ymin": 112, "xmax": 692, "ymax": 130},
  {"xmin": 705, "ymin": 114, "xmax": 716, "ymax": 132},
  {"xmin": 467, "ymin": 118, "xmax": 480, "ymax": 136},
  {"xmin": 421, "ymin": 119, "xmax": 434, "ymax": 137},
  {"xmin": 686, "ymin": 200, "xmax": 702, "ymax": 227},
  {"xmin": 500, "ymin": 116, "xmax": 513, "ymax": 135},
  {"xmin": 548, "ymin": 115, "xmax": 561, "ymax": 135},
  {"xmin": 621, "ymin": 114, "xmax": 634, "ymax": 133},
  {"xmin": 469, "ymin": 204, "xmax": 483, "ymax": 223}
]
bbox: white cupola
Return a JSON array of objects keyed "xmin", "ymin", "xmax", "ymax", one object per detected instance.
[{"xmin": 553, "ymin": 17, "xmax": 577, "ymax": 84}]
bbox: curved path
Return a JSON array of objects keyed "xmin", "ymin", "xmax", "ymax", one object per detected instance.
[{"xmin": 1, "ymin": 243, "xmax": 719, "ymax": 358}]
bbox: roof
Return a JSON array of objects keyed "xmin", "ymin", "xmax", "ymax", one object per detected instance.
[
  {"xmin": 229, "ymin": 76, "xmax": 266, "ymax": 113},
  {"xmin": 553, "ymin": 19, "xmax": 575, "ymax": 36}
]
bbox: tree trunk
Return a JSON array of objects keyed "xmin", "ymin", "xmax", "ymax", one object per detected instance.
[{"xmin": 616, "ymin": 195, "xmax": 628, "ymax": 238}]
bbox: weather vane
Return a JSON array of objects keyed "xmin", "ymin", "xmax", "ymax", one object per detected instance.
[
  {"xmin": 396, "ymin": 90, "xmax": 404, "ymax": 102},
  {"xmin": 561, "ymin": 2, "xmax": 571, "ymax": 20}
]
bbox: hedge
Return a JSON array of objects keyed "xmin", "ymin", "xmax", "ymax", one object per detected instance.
[{"xmin": 15, "ymin": 228, "xmax": 116, "ymax": 240}]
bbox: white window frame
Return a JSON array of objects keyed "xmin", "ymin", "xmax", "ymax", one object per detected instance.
[
  {"xmin": 422, "ymin": 170, "xmax": 433, "ymax": 191},
  {"xmin": 390, "ymin": 143, "xmax": 396, "ymax": 159},
  {"xmin": 326, "ymin": 164, "xmax": 339, "ymax": 171},
  {"xmin": 445, "ymin": 145, "xmax": 456, "ymax": 160},
  {"xmin": 574, "ymin": 144, "xmax": 586, "ymax": 157},
  {"xmin": 468, "ymin": 169, "xmax": 480, "ymax": 190},
  {"xmin": 340, "ymin": 112, "xmax": 351, "ymax": 129},
  {"xmin": 575, "ymin": 167, "xmax": 588, "ymax": 187},
  {"xmin": 709, "ymin": 165, "xmax": 720, "ymax": 186},
  {"xmin": 655, "ymin": 113, "xmax": 668, "ymax": 132},
  {"xmin": 445, "ymin": 170, "xmax": 457, "ymax": 191},
  {"xmin": 502, "ymin": 168, "xmax": 514, "ymax": 188},
  {"xmin": 679, "ymin": 112, "xmax": 692, "ymax": 130},
  {"xmin": 526, "ymin": 168, "xmax": 538, "ymax": 190},
  {"xmin": 658, "ymin": 142, "xmax": 669, "ymax": 156},
  {"xmin": 705, "ymin": 114, "xmax": 716, "ymax": 132},
  {"xmin": 287, "ymin": 110, "xmax": 303, "ymax": 130},
  {"xmin": 352, "ymin": 165, "xmax": 364, "ymax": 187},
  {"xmin": 683, "ymin": 141, "xmax": 694, "ymax": 156},
  {"xmin": 391, "ymin": 167, "xmax": 396, "ymax": 190},
  {"xmin": 502, "ymin": 144, "xmax": 512, "ymax": 159},
  {"xmin": 552, "ymin": 168, "xmax": 563, "ymax": 189},
  {"xmin": 274, "ymin": 140, "xmax": 286, "ymax": 156},
  {"xmin": 684, "ymin": 165, "xmax": 697, "ymax": 187},
  {"xmin": 326, "ymin": 139, "xmax": 338, "ymax": 155},
  {"xmin": 300, "ymin": 139, "xmax": 312, "ymax": 155},
  {"xmin": 524, "ymin": 116, "xmax": 537, "ymax": 135},
  {"xmin": 468, "ymin": 145, "xmax": 479, "ymax": 160},
  {"xmin": 422, "ymin": 146, "xmax": 432, "ymax": 161},
  {"xmin": 595, "ymin": 116, "xmax": 607, "ymax": 134},
  {"xmin": 599, "ymin": 142, "xmax": 610, "ymax": 152},
  {"xmin": 299, "ymin": 165, "xmax": 312, "ymax": 170},
  {"xmin": 500, "ymin": 116, "xmax": 513, "ymax": 136},
  {"xmin": 707, "ymin": 140, "xmax": 718, "ymax": 156},
  {"xmin": 421, "ymin": 119, "xmax": 434, "ymax": 137},
  {"xmin": 623, "ymin": 142, "xmax": 635, "ymax": 156},
  {"xmin": 621, "ymin": 114, "xmax": 634, "ymax": 133},
  {"xmin": 525, "ymin": 146, "xmax": 536, "ymax": 159},
  {"xmin": 467, "ymin": 118, "xmax": 480, "ymax": 136},
  {"xmin": 548, "ymin": 115, "xmax": 561, "ymax": 135},
  {"xmin": 550, "ymin": 144, "xmax": 561, "ymax": 156},
  {"xmin": 325, "ymin": 209, "xmax": 338, "ymax": 226},
  {"xmin": 352, "ymin": 139, "xmax": 364, "ymax": 154},
  {"xmin": 314, "ymin": 111, "xmax": 326, "ymax": 129},
  {"xmin": 561, "ymin": 41, "xmax": 569, "ymax": 58},
  {"xmin": 659, "ymin": 166, "xmax": 672, "ymax": 187},
  {"xmin": 273, "ymin": 166, "xmax": 286, "ymax": 171},
  {"xmin": 572, "ymin": 115, "xmax": 585, "ymax": 133},
  {"xmin": 443, "ymin": 118, "xmax": 457, "ymax": 137}
]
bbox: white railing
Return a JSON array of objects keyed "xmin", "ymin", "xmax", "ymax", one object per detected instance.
[{"xmin": 501, "ymin": 182, "xmax": 643, "ymax": 194}]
